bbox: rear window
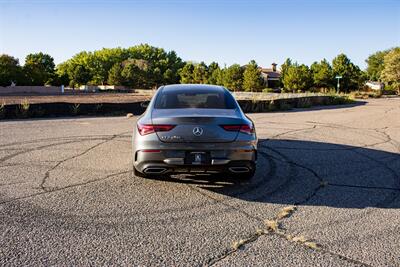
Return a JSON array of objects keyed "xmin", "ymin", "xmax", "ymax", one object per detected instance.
[{"xmin": 154, "ymin": 88, "xmax": 237, "ymax": 109}]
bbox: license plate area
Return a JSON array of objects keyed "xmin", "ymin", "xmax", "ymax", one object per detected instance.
[{"xmin": 185, "ymin": 151, "xmax": 211, "ymax": 165}]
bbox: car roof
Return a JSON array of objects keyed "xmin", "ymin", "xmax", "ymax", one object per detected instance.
[{"xmin": 161, "ymin": 84, "xmax": 226, "ymax": 93}]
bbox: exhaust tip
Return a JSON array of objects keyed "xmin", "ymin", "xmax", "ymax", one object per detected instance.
[
  {"xmin": 229, "ymin": 167, "xmax": 250, "ymax": 173},
  {"xmin": 144, "ymin": 167, "xmax": 167, "ymax": 174}
]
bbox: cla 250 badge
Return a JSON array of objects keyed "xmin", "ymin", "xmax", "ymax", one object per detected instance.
[{"xmin": 160, "ymin": 135, "xmax": 183, "ymax": 141}]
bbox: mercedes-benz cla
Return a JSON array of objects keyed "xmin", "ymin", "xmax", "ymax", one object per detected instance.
[{"xmin": 132, "ymin": 84, "xmax": 257, "ymax": 179}]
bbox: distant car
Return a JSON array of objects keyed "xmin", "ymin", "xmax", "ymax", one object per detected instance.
[{"xmin": 132, "ymin": 84, "xmax": 257, "ymax": 179}]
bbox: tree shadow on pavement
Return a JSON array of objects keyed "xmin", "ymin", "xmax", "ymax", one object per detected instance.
[
  {"xmin": 272, "ymin": 100, "xmax": 367, "ymax": 113},
  {"xmin": 151, "ymin": 139, "xmax": 400, "ymax": 209}
]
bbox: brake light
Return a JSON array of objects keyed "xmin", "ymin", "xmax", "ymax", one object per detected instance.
[
  {"xmin": 137, "ymin": 124, "xmax": 175, "ymax": 136},
  {"xmin": 239, "ymin": 124, "xmax": 254, "ymax": 134},
  {"xmin": 220, "ymin": 124, "xmax": 254, "ymax": 134},
  {"xmin": 221, "ymin": 125, "xmax": 241, "ymax": 131},
  {"xmin": 141, "ymin": 149, "xmax": 161, "ymax": 153}
]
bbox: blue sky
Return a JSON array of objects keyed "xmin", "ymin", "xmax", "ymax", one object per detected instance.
[{"xmin": 0, "ymin": 0, "xmax": 399, "ymax": 69}]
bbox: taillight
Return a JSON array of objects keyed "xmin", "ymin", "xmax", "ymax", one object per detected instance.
[
  {"xmin": 220, "ymin": 124, "xmax": 254, "ymax": 134},
  {"xmin": 221, "ymin": 125, "xmax": 241, "ymax": 131},
  {"xmin": 239, "ymin": 124, "xmax": 254, "ymax": 134},
  {"xmin": 137, "ymin": 124, "xmax": 175, "ymax": 136}
]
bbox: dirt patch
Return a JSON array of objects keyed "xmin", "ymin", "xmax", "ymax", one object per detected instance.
[{"xmin": 0, "ymin": 93, "xmax": 151, "ymax": 105}]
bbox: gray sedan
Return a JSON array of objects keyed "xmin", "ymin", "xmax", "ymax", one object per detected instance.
[{"xmin": 132, "ymin": 84, "xmax": 257, "ymax": 179}]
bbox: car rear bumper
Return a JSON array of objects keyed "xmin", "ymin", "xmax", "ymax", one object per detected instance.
[
  {"xmin": 136, "ymin": 160, "xmax": 256, "ymax": 175},
  {"xmin": 133, "ymin": 146, "xmax": 257, "ymax": 174}
]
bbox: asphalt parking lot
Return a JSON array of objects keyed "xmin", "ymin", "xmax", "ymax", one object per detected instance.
[{"xmin": 1, "ymin": 98, "xmax": 399, "ymax": 266}]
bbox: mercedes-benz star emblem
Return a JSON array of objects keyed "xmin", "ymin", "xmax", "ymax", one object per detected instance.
[{"xmin": 192, "ymin": 127, "xmax": 203, "ymax": 136}]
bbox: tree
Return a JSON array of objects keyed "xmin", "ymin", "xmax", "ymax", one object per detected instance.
[
  {"xmin": 107, "ymin": 63, "xmax": 124, "ymax": 85},
  {"xmin": 0, "ymin": 54, "xmax": 23, "ymax": 86},
  {"xmin": 208, "ymin": 62, "xmax": 219, "ymax": 74},
  {"xmin": 89, "ymin": 47, "xmax": 126, "ymax": 85},
  {"xmin": 179, "ymin": 62, "xmax": 195, "ymax": 84},
  {"xmin": 163, "ymin": 69, "xmax": 175, "ymax": 85},
  {"xmin": 52, "ymin": 72, "xmax": 70, "ymax": 86},
  {"xmin": 366, "ymin": 49, "xmax": 390, "ymax": 81},
  {"xmin": 209, "ymin": 67, "xmax": 224, "ymax": 86},
  {"xmin": 57, "ymin": 44, "xmax": 184, "ymax": 89},
  {"xmin": 381, "ymin": 48, "xmax": 400, "ymax": 93},
  {"xmin": 280, "ymin": 58, "xmax": 292, "ymax": 87},
  {"xmin": 223, "ymin": 64, "xmax": 244, "ymax": 91},
  {"xmin": 207, "ymin": 62, "xmax": 220, "ymax": 84},
  {"xmin": 282, "ymin": 63, "xmax": 313, "ymax": 92},
  {"xmin": 310, "ymin": 59, "xmax": 334, "ymax": 89},
  {"xmin": 164, "ymin": 50, "xmax": 184, "ymax": 84},
  {"xmin": 332, "ymin": 54, "xmax": 363, "ymax": 92},
  {"xmin": 55, "ymin": 61, "xmax": 71, "ymax": 86},
  {"xmin": 126, "ymin": 44, "xmax": 183, "ymax": 87},
  {"xmin": 69, "ymin": 65, "xmax": 91, "ymax": 87},
  {"xmin": 121, "ymin": 59, "xmax": 149, "ymax": 88},
  {"xmin": 243, "ymin": 60, "xmax": 263, "ymax": 92},
  {"xmin": 192, "ymin": 62, "xmax": 208, "ymax": 84},
  {"xmin": 23, "ymin": 52, "xmax": 55, "ymax": 85}
]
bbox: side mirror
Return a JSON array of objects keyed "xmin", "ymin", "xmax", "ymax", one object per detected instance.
[{"xmin": 140, "ymin": 101, "xmax": 150, "ymax": 108}]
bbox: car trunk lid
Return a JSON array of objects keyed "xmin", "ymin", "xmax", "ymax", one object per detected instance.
[{"xmin": 151, "ymin": 109, "xmax": 242, "ymax": 143}]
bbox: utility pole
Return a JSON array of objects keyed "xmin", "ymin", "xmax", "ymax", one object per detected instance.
[{"xmin": 335, "ymin": 75, "xmax": 342, "ymax": 93}]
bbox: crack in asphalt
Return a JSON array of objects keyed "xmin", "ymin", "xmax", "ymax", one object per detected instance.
[
  {"xmin": 269, "ymin": 125, "xmax": 317, "ymax": 139},
  {"xmin": 205, "ymin": 118, "xmax": 400, "ymax": 266},
  {"xmin": 262, "ymin": 121, "xmax": 395, "ymax": 152},
  {"xmin": 373, "ymin": 127, "xmax": 400, "ymax": 153},
  {"xmin": 0, "ymin": 134, "xmax": 131, "ymax": 148},
  {"xmin": 328, "ymin": 183, "xmax": 400, "ymax": 191},
  {"xmin": 206, "ymin": 190, "xmax": 373, "ymax": 267},
  {"xmin": 0, "ymin": 170, "xmax": 130, "ymax": 205},
  {"xmin": 38, "ymin": 132, "xmax": 129, "ymax": 191},
  {"xmin": 0, "ymin": 131, "xmax": 130, "ymax": 204},
  {"xmin": 258, "ymin": 145, "xmax": 325, "ymax": 206},
  {"xmin": 0, "ymin": 135, "xmax": 131, "ymax": 167},
  {"xmin": 0, "ymin": 140, "xmax": 88, "ymax": 164},
  {"xmin": 2, "ymin": 103, "xmax": 399, "ymax": 265},
  {"xmin": 200, "ymin": 147, "xmax": 372, "ymax": 266},
  {"xmin": 0, "ymin": 181, "xmax": 28, "ymax": 187}
]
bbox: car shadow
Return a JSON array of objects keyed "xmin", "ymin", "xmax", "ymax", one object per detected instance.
[{"xmin": 148, "ymin": 139, "xmax": 400, "ymax": 209}]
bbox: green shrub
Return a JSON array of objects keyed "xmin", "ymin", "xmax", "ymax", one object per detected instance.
[
  {"xmin": 70, "ymin": 103, "xmax": 80, "ymax": 115},
  {"xmin": 17, "ymin": 99, "xmax": 30, "ymax": 118},
  {"xmin": 330, "ymin": 95, "xmax": 354, "ymax": 105},
  {"xmin": 34, "ymin": 107, "xmax": 45, "ymax": 117},
  {"xmin": 382, "ymin": 85, "xmax": 398, "ymax": 95},
  {"xmin": 349, "ymin": 90, "xmax": 381, "ymax": 99},
  {"xmin": 297, "ymin": 98, "xmax": 312, "ymax": 108},
  {"xmin": 262, "ymin": 88, "xmax": 275, "ymax": 93},
  {"xmin": 280, "ymin": 102, "xmax": 292, "ymax": 110},
  {"xmin": 268, "ymin": 100, "xmax": 277, "ymax": 111},
  {"xmin": 95, "ymin": 104, "xmax": 103, "ymax": 112},
  {"xmin": 0, "ymin": 102, "xmax": 5, "ymax": 119}
]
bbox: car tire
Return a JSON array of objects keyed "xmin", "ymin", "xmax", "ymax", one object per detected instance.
[
  {"xmin": 229, "ymin": 168, "xmax": 255, "ymax": 181},
  {"xmin": 239, "ymin": 170, "xmax": 255, "ymax": 180}
]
